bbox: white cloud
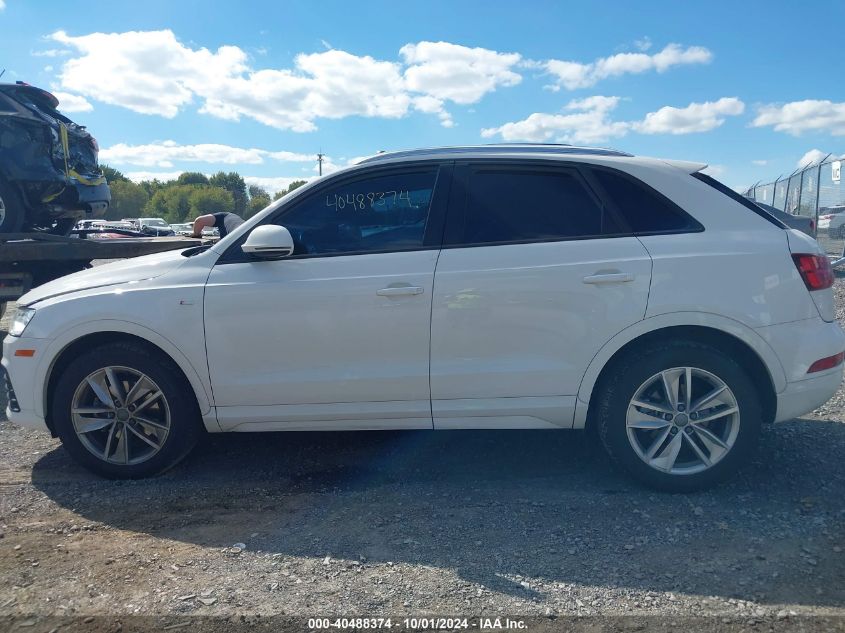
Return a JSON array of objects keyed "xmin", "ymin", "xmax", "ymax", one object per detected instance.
[
  {"xmin": 481, "ymin": 96, "xmax": 629, "ymax": 144},
  {"xmin": 545, "ymin": 43, "xmax": 712, "ymax": 90},
  {"xmin": 31, "ymin": 48, "xmax": 71, "ymax": 58},
  {"xmin": 752, "ymin": 159, "xmax": 768, "ymax": 166},
  {"xmin": 634, "ymin": 97, "xmax": 744, "ymax": 134},
  {"xmin": 634, "ymin": 37, "xmax": 653, "ymax": 52},
  {"xmin": 482, "ymin": 96, "xmax": 744, "ymax": 143},
  {"xmin": 49, "ymin": 31, "xmax": 522, "ymax": 131},
  {"xmin": 795, "ymin": 148, "xmax": 842, "ymax": 168},
  {"xmin": 100, "ymin": 141, "xmax": 316, "ymax": 168},
  {"xmin": 401, "ymin": 41, "xmax": 521, "ymax": 104},
  {"xmin": 52, "ymin": 91, "xmax": 93, "ymax": 113},
  {"xmin": 0, "ymin": 1, "xmax": 6, "ymax": 10},
  {"xmin": 124, "ymin": 171, "xmax": 184, "ymax": 183},
  {"xmin": 752, "ymin": 100, "xmax": 845, "ymax": 136},
  {"xmin": 244, "ymin": 175, "xmax": 313, "ymax": 195}
]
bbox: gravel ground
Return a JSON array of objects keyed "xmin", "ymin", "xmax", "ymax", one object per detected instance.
[{"xmin": 1, "ymin": 276, "xmax": 845, "ymax": 631}]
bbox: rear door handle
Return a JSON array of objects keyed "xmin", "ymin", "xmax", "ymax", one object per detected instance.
[
  {"xmin": 377, "ymin": 286, "xmax": 425, "ymax": 297},
  {"xmin": 582, "ymin": 273, "xmax": 635, "ymax": 285}
]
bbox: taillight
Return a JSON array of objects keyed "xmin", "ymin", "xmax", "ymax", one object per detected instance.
[
  {"xmin": 808, "ymin": 351, "xmax": 845, "ymax": 373},
  {"xmin": 792, "ymin": 253, "xmax": 834, "ymax": 291},
  {"xmin": 819, "ymin": 214, "xmax": 834, "ymax": 220}
]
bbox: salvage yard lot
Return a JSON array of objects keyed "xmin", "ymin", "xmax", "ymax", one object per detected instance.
[{"xmin": 1, "ymin": 277, "xmax": 844, "ymax": 627}]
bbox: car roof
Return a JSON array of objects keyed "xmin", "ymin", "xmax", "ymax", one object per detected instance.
[
  {"xmin": 354, "ymin": 144, "xmax": 708, "ymax": 175},
  {"xmin": 357, "ymin": 144, "xmax": 633, "ymax": 164}
]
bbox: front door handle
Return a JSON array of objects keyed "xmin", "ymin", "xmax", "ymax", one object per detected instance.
[
  {"xmin": 582, "ymin": 273, "xmax": 635, "ymax": 285},
  {"xmin": 377, "ymin": 285, "xmax": 425, "ymax": 297}
]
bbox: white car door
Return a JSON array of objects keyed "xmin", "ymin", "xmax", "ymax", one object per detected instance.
[
  {"xmin": 430, "ymin": 162, "xmax": 654, "ymax": 429},
  {"xmin": 204, "ymin": 164, "xmax": 450, "ymax": 431}
]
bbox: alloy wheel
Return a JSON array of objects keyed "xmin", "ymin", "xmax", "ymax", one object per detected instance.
[
  {"xmin": 71, "ymin": 366, "xmax": 171, "ymax": 465},
  {"xmin": 625, "ymin": 367, "xmax": 740, "ymax": 475},
  {"xmin": 0, "ymin": 193, "xmax": 6, "ymax": 228}
]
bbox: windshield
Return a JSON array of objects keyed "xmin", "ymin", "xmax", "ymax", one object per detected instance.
[{"xmin": 144, "ymin": 219, "xmax": 170, "ymax": 227}]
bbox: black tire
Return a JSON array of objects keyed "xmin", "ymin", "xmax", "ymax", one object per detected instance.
[
  {"xmin": 0, "ymin": 177, "xmax": 25, "ymax": 233},
  {"xmin": 51, "ymin": 341, "xmax": 203, "ymax": 479},
  {"xmin": 837, "ymin": 224, "xmax": 845, "ymax": 240},
  {"xmin": 595, "ymin": 339, "xmax": 762, "ymax": 492}
]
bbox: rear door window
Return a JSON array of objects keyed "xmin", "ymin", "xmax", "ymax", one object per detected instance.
[{"xmin": 458, "ymin": 166, "xmax": 614, "ymax": 245}]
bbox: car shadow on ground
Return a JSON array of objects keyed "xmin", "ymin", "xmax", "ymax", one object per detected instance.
[{"xmin": 30, "ymin": 420, "xmax": 845, "ymax": 607}]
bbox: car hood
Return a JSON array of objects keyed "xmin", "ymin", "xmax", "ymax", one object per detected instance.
[{"xmin": 19, "ymin": 249, "xmax": 189, "ymax": 306}]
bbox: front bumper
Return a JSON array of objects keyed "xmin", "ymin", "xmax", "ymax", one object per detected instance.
[
  {"xmin": 47, "ymin": 178, "xmax": 110, "ymax": 218},
  {"xmin": 2, "ymin": 334, "xmax": 50, "ymax": 433}
]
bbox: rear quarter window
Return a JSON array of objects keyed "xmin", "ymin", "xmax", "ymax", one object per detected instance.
[{"xmin": 589, "ymin": 167, "xmax": 703, "ymax": 234}]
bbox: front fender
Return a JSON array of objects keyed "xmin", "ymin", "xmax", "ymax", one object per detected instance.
[{"xmin": 35, "ymin": 319, "xmax": 217, "ymax": 429}]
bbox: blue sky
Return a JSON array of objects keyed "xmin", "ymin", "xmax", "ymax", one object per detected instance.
[{"xmin": 1, "ymin": 0, "xmax": 843, "ymax": 192}]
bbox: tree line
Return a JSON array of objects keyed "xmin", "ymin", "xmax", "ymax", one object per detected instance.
[{"xmin": 102, "ymin": 166, "xmax": 307, "ymax": 224}]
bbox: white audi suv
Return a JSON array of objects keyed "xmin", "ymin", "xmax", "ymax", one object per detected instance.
[{"xmin": 3, "ymin": 145, "xmax": 842, "ymax": 490}]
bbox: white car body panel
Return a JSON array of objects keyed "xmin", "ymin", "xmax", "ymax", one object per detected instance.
[
  {"xmin": 3, "ymin": 147, "xmax": 843, "ymax": 443},
  {"xmin": 204, "ymin": 250, "xmax": 438, "ymax": 430},
  {"xmin": 430, "ymin": 238, "xmax": 652, "ymax": 428}
]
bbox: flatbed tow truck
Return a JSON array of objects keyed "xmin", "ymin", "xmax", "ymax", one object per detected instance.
[{"xmin": 0, "ymin": 231, "xmax": 203, "ymax": 318}]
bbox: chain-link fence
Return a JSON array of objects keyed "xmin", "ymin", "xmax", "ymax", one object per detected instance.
[{"xmin": 742, "ymin": 154, "xmax": 844, "ymax": 258}]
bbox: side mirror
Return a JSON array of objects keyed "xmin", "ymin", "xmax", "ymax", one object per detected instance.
[{"xmin": 241, "ymin": 224, "xmax": 295, "ymax": 259}]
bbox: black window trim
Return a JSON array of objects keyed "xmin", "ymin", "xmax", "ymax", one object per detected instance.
[
  {"xmin": 584, "ymin": 164, "xmax": 705, "ymax": 237},
  {"xmin": 441, "ymin": 158, "xmax": 703, "ymax": 250},
  {"xmin": 217, "ymin": 160, "xmax": 453, "ymax": 264}
]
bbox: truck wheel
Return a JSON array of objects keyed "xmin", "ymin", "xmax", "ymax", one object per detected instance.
[{"xmin": 0, "ymin": 178, "xmax": 25, "ymax": 233}]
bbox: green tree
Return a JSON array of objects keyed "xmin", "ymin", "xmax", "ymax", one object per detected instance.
[
  {"xmin": 106, "ymin": 180, "xmax": 149, "ymax": 220},
  {"xmin": 209, "ymin": 171, "xmax": 247, "ymax": 216},
  {"xmin": 272, "ymin": 179, "xmax": 308, "ymax": 200},
  {"xmin": 178, "ymin": 172, "xmax": 210, "ymax": 186},
  {"xmin": 246, "ymin": 193, "xmax": 272, "ymax": 219},
  {"xmin": 138, "ymin": 179, "xmax": 166, "ymax": 199},
  {"xmin": 189, "ymin": 186, "xmax": 234, "ymax": 217},
  {"xmin": 101, "ymin": 165, "xmax": 128, "ymax": 183},
  {"xmin": 248, "ymin": 184, "xmax": 269, "ymax": 199},
  {"xmin": 144, "ymin": 185, "xmax": 195, "ymax": 223}
]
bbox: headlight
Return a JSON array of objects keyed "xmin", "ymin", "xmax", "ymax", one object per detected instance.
[{"xmin": 9, "ymin": 307, "xmax": 35, "ymax": 337}]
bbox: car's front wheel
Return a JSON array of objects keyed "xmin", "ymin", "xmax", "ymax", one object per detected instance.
[
  {"xmin": 596, "ymin": 339, "xmax": 762, "ymax": 492},
  {"xmin": 51, "ymin": 341, "xmax": 202, "ymax": 478}
]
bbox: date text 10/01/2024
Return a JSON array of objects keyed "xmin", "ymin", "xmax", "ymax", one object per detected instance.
[{"xmin": 307, "ymin": 618, "xmax": 528, "ymax": 630}]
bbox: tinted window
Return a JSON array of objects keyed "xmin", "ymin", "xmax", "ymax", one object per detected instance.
[
  {"xmin": 462, "ymin": 168, "xmax": 607, "ymax": 244},
  {"xmin": 274, "ymin": 170, "xmax": 436, "ymax": 256},
  {"xmin": 592, "ymin": 168, "xmax": 701, "ymax": 233}
]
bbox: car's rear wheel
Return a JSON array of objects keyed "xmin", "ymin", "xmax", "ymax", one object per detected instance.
[
  {"xmin": 0, "ymin": 177, "xmax": 25, "ymax": 233},
  {"xmin": 837, "ymin": 224, "xmax": 845, "ymax": 239},
  {"xmin": 596, "ymin": 340, "xmax": 762, "ymax": 492},
  {"xmin": 51, "ymin": 341, "xmax": 202, "ymax": 478}
]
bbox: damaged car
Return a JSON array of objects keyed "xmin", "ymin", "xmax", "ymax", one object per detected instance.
[{"xmin": 0, "ymin": 82, "xmax": 110, "ymax": 233}]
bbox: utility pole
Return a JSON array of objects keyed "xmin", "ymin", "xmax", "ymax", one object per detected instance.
[{"xmin": 317, "ymin": 152, "xmax": 324, "ymax": 177}]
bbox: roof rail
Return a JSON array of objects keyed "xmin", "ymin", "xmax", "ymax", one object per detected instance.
[{"xmin": 357, "ymin": 144, "xmax": 633, "ymax": 164}]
